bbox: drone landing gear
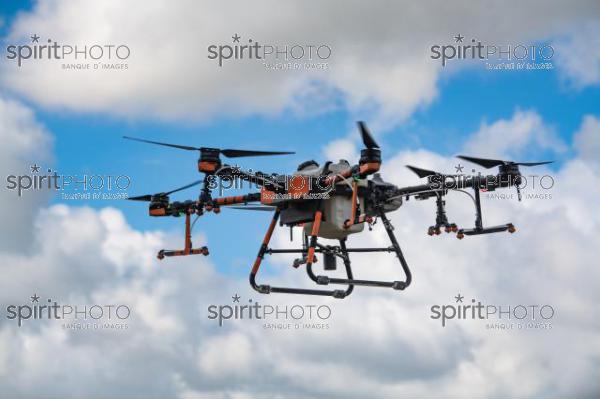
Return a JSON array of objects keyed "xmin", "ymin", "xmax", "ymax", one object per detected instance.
[
  {"xmin": 249, "ymin": 208, "xmax": 412, "ymax": 297},
  {"xmin": 249, "ymin": 210, "xmax": 353, "ymax": 298},
  {"xmin": 156, "ymin": 211, "xmax": 209, "ymax": 259},
  {"xmin": 306, "ymin": 209, "xmax": 411, "ymax": 291},
  {"xmin": 456, "ymin": 186, "xmax": 516, "ymax": 239}
]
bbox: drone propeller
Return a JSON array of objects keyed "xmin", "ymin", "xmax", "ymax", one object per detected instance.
[
  {"xmin": 128, "ymin": 179, "xmax": 203, "ymax": 202},
  {"xmin": 456, "ymin": 155, "xmax": 553, "ymax": 169},
  {"xmin": 123, "ymin": 136, "xmax": 295, "ymax": 158},
  {"xmin": 357, "ymin": 121, "xmax": 380, "ymax": 149},
  {"xmin": 457, "ymin": 155, "xmax": 553, "ymax": 202}
]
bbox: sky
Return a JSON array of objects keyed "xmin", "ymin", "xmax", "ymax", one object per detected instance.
[{"xmin": 0, "ymin": 1, "xmax": 599, "ymax": 398}]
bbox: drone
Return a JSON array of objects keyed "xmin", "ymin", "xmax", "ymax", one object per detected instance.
[{"xmin": 124, "ymin": 122, "xmax": 552, "ymax": 298}]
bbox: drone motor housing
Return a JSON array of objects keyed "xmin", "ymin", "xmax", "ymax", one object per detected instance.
[
  {"xmin": 149, "ymin": 198, "xmax": 170, "ymax": 216},
  {"xmin": 360, "ymin": 148, "xmax": 381, "ymax": 165},
  {"xmin": 198, "ymin": 148, "xmax": 222, "ymax": 173},
  {"xmin": 149, "ymin": 203, "xmax": 168, "ymax": 216},
  {"xmin": 497, "ymin": 164, "xmax": 522, "ymax": 187}
]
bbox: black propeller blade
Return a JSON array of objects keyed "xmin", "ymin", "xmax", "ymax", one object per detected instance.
[
  {"xmin": 123, "ymin": 136, "xmax": 294, "ymax": 158},
  {"xmin": 406, "ymin": 165, "xmax": 440, "ymax": 179},
  {"xmin": 457, "ymin": 155, "xmax": 553, "ymax": 169},
  {"xmin": 406, "ymin": 165, "xmax": 461, "ymax": 179},
  {"xmin": 513, "ymin": 161, "xmax": 555, "ymax": 167},
  {"xmin": 122, "ymin": 136, "xmax": 200, "ymax": 151},
  {"xmin": 128, "ymin": 180, "xmax": 203, "ymax": 202},
  {"xmin": 128, "ymin": 194, "xmax": 154, "ymax": 202},
  {"xmin": 220, "ymin": 149, "xmax": 294, "ymax": 158},
  {"xmin": 357, "ymin": 121, "xmax": 379, "ymax": 149}
]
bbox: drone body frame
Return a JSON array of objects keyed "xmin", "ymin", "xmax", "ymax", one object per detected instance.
[{"xmin": 125, "ymin": 122, "xmax": 550, "ymax": 298}]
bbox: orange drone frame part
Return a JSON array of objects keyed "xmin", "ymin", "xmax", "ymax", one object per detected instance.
[
  {"xmin": 305, "ymin": 210, "xmax": 323, "ymax": 268},
  {"xmin": 184, "ymin": 211, "xmax": 192, "ymax": 253},
  {"xmin": 198, "ymin": 160, "xmax": 219, "ymax": 173},
  {"xmin": 149, "ymin": 207, "xmax": 167, "ymax": 216},
  {"xmin": 156, "ymin": 211, "xmax": 209, "ymax": 259},
  {"xmin": 345, "ymin": 215, "xmax": 373, "ymax": 229},
  {"xmin": 213, "ymin": 192, "xmax": 262, "ymax": 207},
  {"xmin": 260, "ymin": 188, "xmax": 275, "ymax": 205},
  {"xmin": 323, "ymin": 162, "xmax": 381, "ymax": 187},
  {"xmin": 342, "ymin": 181, "xmax": 374, "ymax": 229},
  {"xmin": 214, "ymin": 195, "xmax": 247, "ymax": 206},
  {"xmin": 250, "ymin": 209, "xmax": 280, "ymax": 275},
  {"xmin": 359, "ymin": 162, "xmax": 380, "ymax": 175}
]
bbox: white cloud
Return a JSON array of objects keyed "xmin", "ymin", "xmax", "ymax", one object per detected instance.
[
  {"xmin": 0, "ymin": 203, "xmax": 227, "ymax": 398},
  {"xmin": 463, "ymin": 110, "xmax": 566, "ymax": 159},
  {"xmin": 0, "ymin": 96, "xmax": 53, "ymax": 252},
  {"xmin": 554, "ymin": 21, "xmax": 600, "ymax": 89},
  {"xmin": 197, "ymin": 332, "xmax": 254, "ymax": 380},
  {"xmin": 322, "ymin": 137, "xmax": 358, "ymax": 162},
  {"xmin": 1, "ymin": 1, "xmax": 598, "ymax": 127},
  {"xmin": 573, "ymin": 114, "xmax": 600, "ymax": 164}
]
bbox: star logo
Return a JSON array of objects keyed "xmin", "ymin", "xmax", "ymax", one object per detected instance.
[
  {"xmin": 455, "ymin": 163, "xmax": 464, "ymax": 173},
  {"xmin": 30, "ymin": 294, "xmax": 40, "ymax": 303},
  {"xmin": 30, "ymin": 164, "xmax": 41, "ymax": 173},
  {"xmin": 454, "ymin": 34, "xmax": 465, "ymax": 43},
  {"xmin": 232, "ymin": 293, "xmax": 241, "ymax": 303},
  {"xmin": 232, "ymin": 34, "xmax": 241, "ymax": 43},
  {"xmin": 30, "ymin": 34, "xmax": 40, "ymax": 43},
  {"xmin": 455, "ymin": 293, "xmax": 464, "ymax": 303}
]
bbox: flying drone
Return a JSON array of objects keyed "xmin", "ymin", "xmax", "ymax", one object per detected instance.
[{"xmin": 124, "ymin": 123, "xmax": 552, "ymax": 298}]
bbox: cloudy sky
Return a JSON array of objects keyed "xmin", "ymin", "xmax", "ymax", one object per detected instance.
[{"xmin": 0, "ymin": 1, "xmax": 599, "ymax": 398}]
